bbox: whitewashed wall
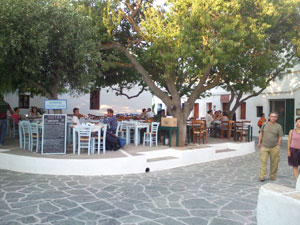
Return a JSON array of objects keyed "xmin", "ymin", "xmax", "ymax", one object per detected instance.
[{"xmin": 4, "ymin": 86, "xmax": 152, "ymax": 115}]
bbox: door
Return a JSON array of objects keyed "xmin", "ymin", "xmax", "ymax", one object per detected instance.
[
  {"xmin": 194, "ymin": 103, "xmax": 199, "ymax": 118},
  {"xmin": 222, "ymin": 103, "xmax": 229, "ymax": 112},
  {"xmin": 240, "ymin": 102, "xmax": 246, "ymax": 119},
  {"xmin": 285, "ymin": 99, "xmax": 295, "ymax": 134}
]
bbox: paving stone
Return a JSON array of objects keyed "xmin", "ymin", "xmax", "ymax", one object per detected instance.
[
  {"xmin": 5, "ymin": 193, "xmax": 25, "ymax": 200},
  {"xmin": 210, "ymin": 218, "xmax": 243, "ymax": 225},
  {"xmin": 152, "ymin": 208, "xmax": 190, "ymax": 217},
  {"xmin": 111, "ymin": 201, "xmax": 135, "ymax": 211},
  {"xmin": 41, "ymin": 214, "xmax": 66, "ymax": 223},
  {"xmin": 101, "ymin": 209, "xmax": 130, "ymax": 218},
  {"xmin": 118, "ymin": 215, "xmax": 146, "ymax": 223},
  {"xmin": 0, "ymin": 221, "xmax": 22, "ymax": 225},
  {"xmin": 178, "ymin": 217, "xmax": 208, "ymax": 225},
  {"xmin": 55, "ymin": 207, "xmax": 85, "ymax": 217},
  {"xmin": 39, "ymin": 202, "xmax": 60, "ymax": 212},
  {"xmin": 189, "ymin": 209, "xmax": 218, "ymax": 217},
  {"xmin": 22, "ymin": 191, "xmax": 68, "ymax": 201},
  {"xmin": 82, "ymin": 201, "xmax": 115, "ymax": 211},
  {"xmin": 181, "ymin": 198, "xmax": 217, "ymax": 209},
  {"xmin": 17, "ymin": 215, "xmax": 38, "ymax": 224},
  {"xmin": 138, "ymin": 220, "xmax": 161, "ymax": 225},
  {"xmin": 77, "ymin": 211, "xmax": 103, "ymax": 221},
  {"xmin": 154, "ymin": 217, "xmax": 185, "ymax": 225},
  {"xmin": 132, "ymin": 209, "xmax": 164, "ymax": 219},
  {"xmin": 222, "ymin": 200, "xmax": 256, "ymax": 210},
  {"xmin": 12, "ymin": 205, "xmax": 38, "ymax": 216},
  {"xmin": 97, "ymin": 218, "xmax": 121, "ymax": 225},
  {"xmin": 94, "ymin": 191, "xmax": 114, "ymax": 199},
  {"xmin": 10, "ymin": 200, "xmax": 42, "ymax": 209},
  {"xmin": 69, "ymin": 195, "xmax": 97, "ymax": 203},
  {"xmin": 53, "ymin": 199, "xmax": 78, "ymax": 208},
  {"xmin": 52, "ymin": 218, "xmax": 85, "ymax": 225}
]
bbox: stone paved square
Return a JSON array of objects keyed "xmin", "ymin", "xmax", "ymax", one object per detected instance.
[{"xmin": 0, "ymin": 139, "xmax": 296, "ymax": 224}]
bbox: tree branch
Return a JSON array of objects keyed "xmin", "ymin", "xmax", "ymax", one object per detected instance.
[
  {"xmin": 28, "ymin": 79, "xmax": 52, "ymax": 98},
  {"xmin": 111, "ymin": 85, "xmax": 145, "ymax": 99},
  {"xmin": 114, "ymin": 43, "xmax": 172, "ymax": 106}
]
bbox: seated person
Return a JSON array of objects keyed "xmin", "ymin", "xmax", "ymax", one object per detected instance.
[
  {"xmin": 146, "ymin": 108, "xmax": 154, "ymax": 118},
  {"xmin": 205, "ymin": 110, "xmax": 214, "ymax": 128},
  {"xmin": 103, "ymin": 108, "xmax": 118, "ymax": 134},
  {"xmin": 72, "ymin": 108, "xmax": 85, "ymax": 125},
  {"xmin": 140, "ymin": 108, "xmax": 147, "ymax": 119},
  {"xmin": 29, "ymin": 106, "xmax": 41, "ymax": 118},
  {"xmin": 11, "ymin": 107, "xmax": 24, "ymax": 124}
]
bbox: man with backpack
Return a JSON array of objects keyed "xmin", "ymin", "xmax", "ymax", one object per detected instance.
[{"xmin": 257, "ymin": 112, "xmax": 283, "ymax": 182}]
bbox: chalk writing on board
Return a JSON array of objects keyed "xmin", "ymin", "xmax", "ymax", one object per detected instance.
[{"xmin": 42, "ymin": 114, "xmax": 66, "ymax": 154}]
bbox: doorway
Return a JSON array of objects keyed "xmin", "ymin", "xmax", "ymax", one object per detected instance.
[{"xmin": 269, "ymin": 99, "xmax": 294, "ymax": 135}]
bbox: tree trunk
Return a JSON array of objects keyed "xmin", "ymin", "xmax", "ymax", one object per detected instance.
[
  {"xmin": 47, "ymin": 89, "xmax": 62, "ymax": 114},
  {"xmin": 177, "ymin": 115, "xmax": 187, "ymax": 147},
  {"xmin": 165, "ymin": 102, "xmax": 188, "ymax": 147}
]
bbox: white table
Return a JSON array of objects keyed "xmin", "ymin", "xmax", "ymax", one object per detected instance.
[
  {"xmin": 72, "ymin": 124, "xmax": 104, "ymax": 154},
  {"xmin": 122, "ymin": 122, "xmax": 150, "ymax": 146}
]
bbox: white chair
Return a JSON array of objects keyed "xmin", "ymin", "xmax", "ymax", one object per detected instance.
[
  {"xmin": 76, "ymin": 125, "xmax": 92, "ymax": 155},
  {"xmin": 20, "ymin": 121, "xmax": 31, "ymax": 150},
  {"xmin": 116, "ymin": 122, "xmax": 126, "ymax": 138},
  {"xmin": 143, "ymin": 122, "xmax": 160, "ymax": 147},
  {"xmin": 18, "ymin": 121, "xmax": 24, "ymax": 149},
  {"xmin": 30, "ymin": 123, "xmax": 41, "ymax": 152},
  {"xmin": 8, "ymin": 117, "xmax": 17, "ymax": 138},
  {"xmin": 92, "ymin": 124, "xmax": 107, "ymax": 154}
]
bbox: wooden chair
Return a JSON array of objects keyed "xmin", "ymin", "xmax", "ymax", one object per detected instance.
[
  {"xmin": 220, "ymin": 120, "xmax": 231, "ymax": 139},
  {"xmin": 192, "ymin": 121, "xmax": 208, "ymax": 144},
  {"xmin": 235, "ymin": 121, "xmax": 249, "ymax": 142}
]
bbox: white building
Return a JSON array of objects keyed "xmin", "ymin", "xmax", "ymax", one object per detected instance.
[{"xmin": 4, "ymin": 86, "xmax": 152, "ymax": 116}]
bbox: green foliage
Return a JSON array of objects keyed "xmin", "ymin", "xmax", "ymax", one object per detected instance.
[{"xmin": 0, "ymin": 0, "xmax": 102, "ymax": 98}]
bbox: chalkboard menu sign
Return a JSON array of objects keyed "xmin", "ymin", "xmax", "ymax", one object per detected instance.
[{"xmin": 42, "ymin": 114, "xmax": 67, "ymax": 154}]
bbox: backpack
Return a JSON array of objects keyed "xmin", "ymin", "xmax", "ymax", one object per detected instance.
[{"xmin": 105, "ymin": 131, "xmax": 121, "ymax": 151}]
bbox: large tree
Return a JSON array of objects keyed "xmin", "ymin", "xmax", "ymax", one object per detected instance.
[
  {"xmin": 101, "ymin": 0, "xmax": 300, "ymax": 146},
  {"xmin": 0, "ymin": 0, "xmax": 102, "ymax": 100},
  {"xmin": 219, "ymin": 0, "xmax": 300, "ymax": 119}
]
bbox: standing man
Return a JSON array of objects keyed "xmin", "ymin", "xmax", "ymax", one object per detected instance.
[
  {"xmin": 104, "ymin": 108, "xmax": 118, "ymax": 134},
  {"xmin": 0, "ymin": 95, "xmax": 13, "ymax": 146},
  {"xmin": 258, "ymin": 112, "xmax": 283, "ymax": 181}
]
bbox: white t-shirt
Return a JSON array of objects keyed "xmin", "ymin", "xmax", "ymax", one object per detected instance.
[
  {"xmin": 205, "ymin": 114, "xmax": 214, "ymax": 127},
  {"xmin": 146, "ymin": 111, "xmax": 154, "ymax": 118},
  {"xmin": 72, "ymin": 116, "xmax": 79, "ymax": 124}
]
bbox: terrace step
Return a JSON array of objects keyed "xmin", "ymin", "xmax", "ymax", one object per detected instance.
[
  {"xmin": 147, "ymin": 156, "xmax": 179, "ymax": 162},
  {"xmin": 216, "ymin": 149, "xmax": 236, "ymax": 153}
]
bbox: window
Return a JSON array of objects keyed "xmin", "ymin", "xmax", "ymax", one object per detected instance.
[
  {"xmin": 257, "ymin": 106, "xmax": 263, "ymax": 117},
  {"xmin": 207, "ymin": 102, "xmax": 212, "ymax": 111},
  {"xmin": 90, "ymin": 90, "xmax": 100, "ymax": 110},
  {"xmin": 19, "ymin": 95, "xmax": 30, "ymax": 109}
]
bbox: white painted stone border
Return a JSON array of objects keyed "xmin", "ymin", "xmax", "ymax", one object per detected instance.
[
  {"xmin": 0, "ymin": 141, "xmax": 255, "ymax": 176},
  {"xmin": 257, "ymin": 183, "xmax": 300, "ymax": 225}
]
